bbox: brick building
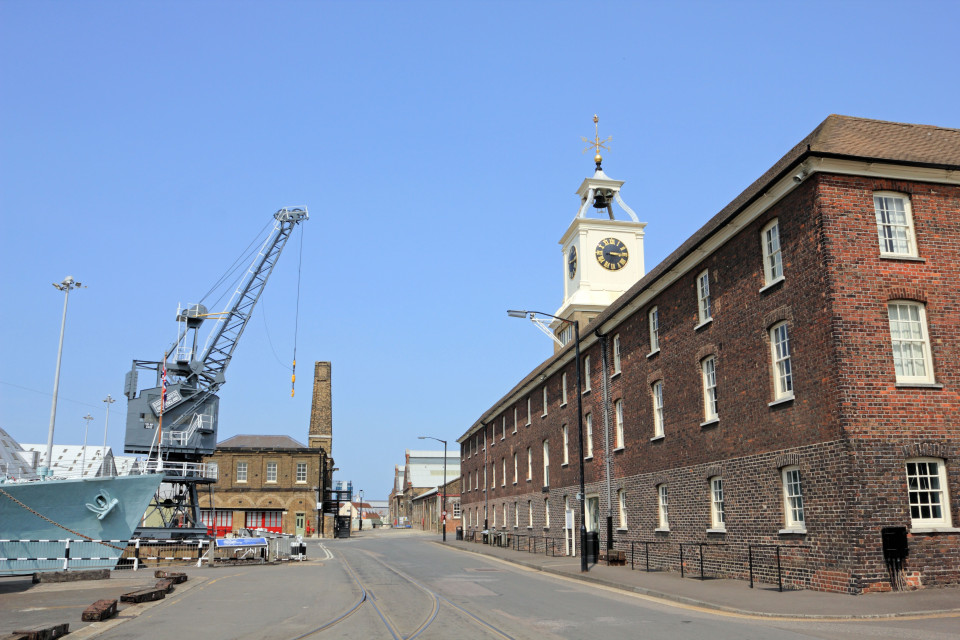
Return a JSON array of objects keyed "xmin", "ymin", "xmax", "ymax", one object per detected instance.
[
  {"xmin": 458, "ymin": 115, "xmax": 960, "ymax": 594},
  {"xmin": 200, "ymin": 361, "xmax": 335, "ymax": 537},
  {"xmin": 410, "ymin": 477, "xmax": 461, "ymax": 536}
]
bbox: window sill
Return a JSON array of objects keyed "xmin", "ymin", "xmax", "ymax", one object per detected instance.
[
  {"xmin": 582, "ymin": 389, "xmax": 592, "ymax": 395},
  {"xmin": 759, "ymin": 276, "xmax": 785, "ymax": 294},
  {"xmin": 909, "ymin": 526, "xmax": 960, "ymax": 534},
  {"xmin": 541, "ymin": 413, "xmax": 547, "ymax": 419},
  {"xmin": 611, "ymin": 371, "xmax": 621, "ymax": 380},
  {"xmin": 700, "ymin": 418, "xmax": 719, "ymax": 428},
  {"xmin": 526, "ymin": 479, "xmax": 531, "ymax": 483},
  {"xmin": 584, "ymin": 456, "xmax": 593, "ymax": 461},
  {"xmin": 769, "ymin": 395, "xmax": 795, "ymax": 407},
  {"xmin": 559, "ymin": 402, "xmax": 567, "ymax": 408},
  {"xmin": 706, "ymin": 528, "xmax": 726, "ymax": 534},
  {"xmin": 513, "ymin": 482, "xmax": 517, "ymax": 486},
  {"xmin": 617, "ymin": 527, "xmax": 628, "ymax": 532},
  {"xmin": 525, "ymin": 422, "xmax": 531, "ymax": 428},
  {"xmin": 650, "ymin": 435, "xmax": 664, "ymax": 442},
  {"xmin": 880, "ymin": 253, "xmax": 924, "ymax": 263},
  {"xmin": 613, "ymin": 446, "xmax": 625, "ymax": 452},
  {"xmin": 647, "ymin": 349, "xmax": 660, "ymax": 359},
  {"xmin": 694, "ymin": 318, "xmax": 713, "ymax": 332},
  {"xmin": 778, "ymin": 527, "xmax": 807, "ymax": 535},
  {"xmin": 655, "ymin": 527, "xmax": 670, "ymax": 533},
  {"xmin": 895, "ymin": 382, "xmax": 943, "ymax": 389}
]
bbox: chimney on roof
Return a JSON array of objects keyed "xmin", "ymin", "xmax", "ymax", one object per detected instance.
[{"xmin": 309, "ymin": 361, "xmax": 333, "ymax": 455}]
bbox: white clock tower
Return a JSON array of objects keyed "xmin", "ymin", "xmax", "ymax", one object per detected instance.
[{"xmin": 552, "ymin": 116, "xmax": 646, "ymax": 346}]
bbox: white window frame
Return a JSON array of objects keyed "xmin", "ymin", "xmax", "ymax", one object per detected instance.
[
  {"xmin": 562, "ymin": 424, "xmax": 569, "ymax": 465},
  {"xmin": 513, "ymin": 452, "xmax": 518, "ymax": 484},
  {"xmin": 657, "ymin": 484, "xmax": 669, "ymax": 530},
  {"xmin": 236, "ymin": 461, "xmax": 248, "ymax": 483},
  {"xmin": 617, "ymin": 489, "xmax": 628, "ymax": 530},
  {"xmin": 526, "ymin": 447, "xmax": 532, "ymax": 481},
  {"xmin": 781, "ymin": 466, "xmax": 806, "ymax": 531},
  {"xmin": 583, "ymin": 355, "xmax": 592, "ymax": 392},
  {"xmin": 697, "ymin": 269, "xmax": 712, "ymax": 325},
  {"xmin": 874, "ymin": 192, "xmax": 918, "ymax": 257},
  {"xmin": 453, "ymin": 501, "xmax": 461, "ymax": 519},
  {"xmin": 514, "ymin": 502, "xmax": 519, "ymax": 529},
  {"xmin": 906, "ymin": 458, "xmax": 952, "ymax": 528},
  {"xmin": 614, "ymin": 399, "xmax": 624, "ymax": 449},
  {"xmin": 491, "ymin": 462, "xmax": 495, "ymax": 489},
  {"xmin": 770, "ymin": 322, "xmax": 794, "ymax": 401},
  {"xmin": 527, "ymin": 500, "xmax": 533, "ymax": 529},
  {"xmin": 526, "ymin": 397, "xmax": 532, "ymax": 426},
  {"xmin": 561, "ymin": 372, "xmax": 568, "ymax": 406},
  {"xmin": 544, "ymin": 497, "xmax": 550, "ymax": 529},
  {"xmin": 542, "ymin": 386, "xmax": 548, "ymax": 417},
  {"xmin": 296, "ymin": 462, "xmax": 307, "ymax": 483},
  {"xmin": 542, "ymin": 440, "xmax": 549, "ymax": 487},
  {"xmin": 648, "ymin": 306, "xmax": 660, "ymax": 354},
  {"xmin": 206, "ymin": 462, "xmax": 218, "ymax": 480},
  {"xmin": 513, "ymin": 408, "xmax": 518, "ymax": 433},
  {"xmin": 652, "ymin": 381, "xmax": 664, "ymax": 438},
  {"xmin": 266, "ymin": 461, "xmax": 277, "ymax": 483},
  {"xmin": 761, "ymin": 218, "xmax": 783, "ymax": 286},
  {"xmin": 709, "ymin": 476, "xmax": 725, "ymax": 530},
  {"xmin": 502, "ymin": 458, "xmax": 506, "ymax": 487},
  {"xmin": 612, "ymin": 334, "xmax": 622, "ymax": 375},
  {"xmin": 585, "ymin": 412, "xmax": 593, "ymax": 459},
  {"xmin": 483, "ymin": 465, "xmax": 487, "ymax": 491},
  {"xmin": 492, "ymin": 503, "xmax": 497, "ymax": 527},
  {"xmin": 701, "ymin": 356, "xmax": 718, "ymax": 422},
  {"xmin": 501, "ymin": 416, "xmax": 506, "ymax": 440},
  {"xmin": 888, "ymin": 301, "xmax": 935, "ymax": 384}
]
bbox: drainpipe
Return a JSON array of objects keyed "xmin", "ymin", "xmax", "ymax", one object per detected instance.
[{"xmin": 596, "ymin": 330, "xmax": 613, "ymax": 552}]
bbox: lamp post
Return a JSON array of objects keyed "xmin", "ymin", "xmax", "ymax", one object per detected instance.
[
  {"xmin": 103, "ymin": 395, "xmax": 115, "ymax": 476},
  {"xmin": 508, "ymin": 309, "xmax": 588, "ymax": 573},
  {"xmin": 81, "ymin": 413, "xmax": 94, "ymax": 476},
  {"xmin": 43, "ymin": 276, "xmax": 83, "ymax": 478},
  {"xmin": 418, "ymin": 435, "xmax": 447, "ymax": 541}
]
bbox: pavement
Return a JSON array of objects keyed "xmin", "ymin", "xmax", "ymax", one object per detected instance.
[{"xmin": 438, "ymin": 536, "xmax": 960, "ymax": 619}]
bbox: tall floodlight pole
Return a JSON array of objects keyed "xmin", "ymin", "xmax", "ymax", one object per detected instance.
[
  {"xmin": 418, "ymin": 436, "xmax": 448, "ymax": 542},
  {"xmin": 508, "ymin": 309, "xmax": 589, "ymax": 572},
  {"xmin": 43, "ymin": 276, "xmax": 83, "ymax": 478},
  {"xmin": 103, "ymin": 394, "xmax": 115, "ymax": 476},
  {"xmin": 81, "ymin": 413, "xmax": 94, "ymax": 476}
]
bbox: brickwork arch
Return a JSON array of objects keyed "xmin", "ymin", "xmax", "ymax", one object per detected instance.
[
  {"xmin": 886, "ymin": 287, "xmax": 927, "ymax": 304},
  {"xmin": 774, "ymin": 453, "xmax": 801, "ymax": 468},
  {"xmin": 901, "ymin": 441, "xmax": 950, "ymax": 459}
]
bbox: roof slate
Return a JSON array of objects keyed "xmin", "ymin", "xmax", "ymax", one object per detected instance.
[{"xmin": 217, "ymin": 434, "xmax": 308, "ymax": 449}]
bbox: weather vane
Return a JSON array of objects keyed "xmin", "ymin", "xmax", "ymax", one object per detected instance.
[{"xmin": 581, "ymin": 114, "xmax": 612, "ymax": 168}]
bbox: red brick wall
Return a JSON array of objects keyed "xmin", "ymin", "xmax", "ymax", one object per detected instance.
[{"xmin": 460, "ymin": 174, "xmax": 960, "ymax": 593}]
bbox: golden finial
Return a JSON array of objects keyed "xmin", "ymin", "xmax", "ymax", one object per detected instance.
[{"xmin": 581, "ymin": 114, "xmax": 612, "ymax": 168}]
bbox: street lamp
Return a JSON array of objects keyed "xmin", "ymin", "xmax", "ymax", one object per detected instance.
[
  {"xmin": 43, "ymin": 276, "xmax": 83, "ymax": 478},
  {"xmin": 81, "ymin": 413, "xmax": 94, "ymax": 476},
  {"xmin": 508, "ymin": 309, "xmax": 589, "ymax": 573},
  {"xmin": 418, "ymin": 435, "xmax": 447, "ymax": 542},
  {"xmin": 103, "ymin": 395, "xmax": 115, "ymax": 476}
]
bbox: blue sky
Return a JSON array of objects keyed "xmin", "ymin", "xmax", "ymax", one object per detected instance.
[{"xmin": 2, "ymin": 0, "xmax": 958, "ymax": 499}]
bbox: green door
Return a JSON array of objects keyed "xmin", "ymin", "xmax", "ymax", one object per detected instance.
[{"xmin": 295, "ymin": 512, "xmax": 305, "ymax": 537}]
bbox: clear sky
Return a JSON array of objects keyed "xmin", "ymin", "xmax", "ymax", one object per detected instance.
[{"xmin": 2, "ymin": 0, "xmax": 958, "ymax": 499}]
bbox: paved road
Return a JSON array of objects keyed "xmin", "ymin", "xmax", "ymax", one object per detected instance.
[{"xmin": 4, "ymin": 530, "xmax": 958, "ymax": 639}]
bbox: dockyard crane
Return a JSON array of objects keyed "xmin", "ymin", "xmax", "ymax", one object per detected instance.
[{"xmin": 122, "ymin": 206, "xmax": 308, "ymax": 536}]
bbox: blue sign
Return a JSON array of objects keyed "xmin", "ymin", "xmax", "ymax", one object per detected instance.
[{"xmin": 216, "ymin": 537, "xmax": 267, "ymax": 548}]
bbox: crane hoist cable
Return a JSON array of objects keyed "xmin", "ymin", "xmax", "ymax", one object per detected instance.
[{"xmin": 291, "ymin": 223, "xmax": 305, "ymax": 397}]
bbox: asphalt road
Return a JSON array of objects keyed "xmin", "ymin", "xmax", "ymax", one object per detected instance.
[{"xmin": 3, "ymin": 530, "xmax": 958, "ymax": 639}]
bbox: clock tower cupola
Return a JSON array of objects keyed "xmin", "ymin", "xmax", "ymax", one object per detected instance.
[{"xmin": 553, "ymin": 116, "xmax": 646, "ymax": 347}]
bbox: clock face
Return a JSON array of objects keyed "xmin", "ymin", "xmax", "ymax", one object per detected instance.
[
  {"xmin": 596, "ymin": 237, "xmax": 629, "ymax": 270},
  {"xmin": 568, "ymin": 246, "xmax": 578, "ymax": 278}
]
